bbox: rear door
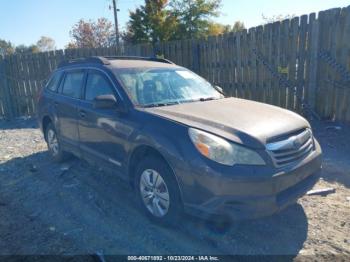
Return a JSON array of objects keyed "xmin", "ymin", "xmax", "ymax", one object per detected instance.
[
  {"xmin": 38, "ymin": 70, "xmax": 63, "ymax": 124},
  {"xmin": 55, "ymin": 69, "xmax": 86, "ymax": 156},
  {"xmin": 78, "ymin": 69, "xmax": 129, "ymax": 172}
]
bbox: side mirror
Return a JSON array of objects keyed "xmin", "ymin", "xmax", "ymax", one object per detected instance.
[
  {"xmin": 214, "ymin": 85, "xmax": 224, "ymax": 95},
  {"xmin": 93, "ymin": 94, "xmax": 117, "ymax": 109}
]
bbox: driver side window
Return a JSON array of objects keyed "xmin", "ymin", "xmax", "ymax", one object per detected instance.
[{"xmin": 85, "ymin": 71, "xmax": 114, "ymax": 101}]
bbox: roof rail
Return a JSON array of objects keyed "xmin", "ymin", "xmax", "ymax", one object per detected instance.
[
  {"xmin": 57, "ymin": 55, "xmax": 175, "ymax": 68},
  {"xmin": 58, "ymin": 56, "xmax": 110, "ymax": 68},
  {"xmin": 103, "ymin": 56, "xmax": 175, "ymax": 64}
]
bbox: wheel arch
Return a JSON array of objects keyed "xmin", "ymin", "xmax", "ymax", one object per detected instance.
[{"xmin": 128, "ymin": 144, "xmax": 184, "ymax": 204}]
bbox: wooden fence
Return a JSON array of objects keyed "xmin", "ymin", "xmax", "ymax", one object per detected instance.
[{"xmin": 1, "ymin": 5, "xmax": 350, "ymax": 122}]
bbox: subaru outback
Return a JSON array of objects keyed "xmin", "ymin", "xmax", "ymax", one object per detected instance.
[{"xmin": 37, "ymin": 56, "xmax": 322, "ymax": 224}]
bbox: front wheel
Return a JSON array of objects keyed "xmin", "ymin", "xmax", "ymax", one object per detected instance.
[{"xmin": 135, "ymin": 156, "xmax": 183, "ymax": 225}]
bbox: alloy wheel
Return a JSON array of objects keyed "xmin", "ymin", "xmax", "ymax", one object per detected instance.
[{"xmin": 139, "ymin": 169, "xmax": 170, "ymax": 217}]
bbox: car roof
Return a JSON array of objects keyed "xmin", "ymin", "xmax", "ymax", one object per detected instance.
[
  {"xmin": 107, "ymin": 59, "xmax": 179, "ymax": 69},
  {"xmin": 58, "ymin": 56, "xmax": 180, "ymax": 70}
]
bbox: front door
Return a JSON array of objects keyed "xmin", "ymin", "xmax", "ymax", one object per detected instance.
[{"xmin": 78, "ymin": 69, "xmax": 132, "ymax": 173}]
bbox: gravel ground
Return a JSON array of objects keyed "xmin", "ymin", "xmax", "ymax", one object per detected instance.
[{"xmin": 0, "ymin": 118, "xmax": 349, "ymax": 260}]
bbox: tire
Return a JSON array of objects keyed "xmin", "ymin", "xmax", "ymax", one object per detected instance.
[
  {"xmin": 134, "ymin": 155, "xmax": 183, "ymax": 225},
  {"xmin": 45, "ymin": 122, "xmax": 70, "ymax": 163}
]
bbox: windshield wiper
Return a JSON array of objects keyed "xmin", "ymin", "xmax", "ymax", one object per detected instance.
[
  {"xmin": 181, "ymin": 97, "xmax": 220, "ymax": 103},
  {"xmin": 143, "ymin": 101, "xmax": 180, "ymax": 108},
  {"xmin": 199, "ymin": 97, "xmax": 218, "ymax": 101},
  {"xmin": 143, "ymin": 97, "xmax": 222, "ymax": 107}
]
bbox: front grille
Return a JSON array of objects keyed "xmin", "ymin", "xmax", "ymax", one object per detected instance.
[{"xmin": 266, "ymin": 128, "xmax": 315, "ymax": 168}]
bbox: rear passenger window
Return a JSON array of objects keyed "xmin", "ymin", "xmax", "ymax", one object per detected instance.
[
  {"xmin": 46, "ymin": 71, "xmax": 62, "ymax": 92},
  {"xmin": 61, "ymin": 71, "xmax": 85, "ymax": 99},
  {"xmin": 85, "ymin": 72, "xmax": 114, "ymax": 101}
]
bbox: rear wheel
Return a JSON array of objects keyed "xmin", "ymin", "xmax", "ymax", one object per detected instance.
[
  {"xmin": 45, "ymin": 123, "xmax": 69, "ymax": 162},
  {"xmin": 135, "ymin": 156, "xmax": 183, "ymax": 225}
]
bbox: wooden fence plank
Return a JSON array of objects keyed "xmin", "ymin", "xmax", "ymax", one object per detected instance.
[
  {"xmin": 248, "ymin": 28, "xmax": 257, "ymax": 100},
  {"xmin": 324, "ymin": 8, "xmax": 341, "ymax": 119},
  {"xmin": 219, "ymin": 34, "xmax": 225, "ymax": 88},
  {"xmin": 9, "ymin": 55, "xmax": 20, "ymax": 117},
  {"xmin": 338, "ymin": 6, "xmax": 350, "ymax": 121},
  {"xmin": 256, "ymin": 26, "xmax": 263, "ymax": 102},
  {"xmin": 264, "ymin": 23, "xmax": 273, "ymax": 104},
  {"xmin": 316, "ymin": 10, "xmax": 329, "ymax": 118},
  {"xmin": 306, "ymin": 13, "xmax": 319, "ymax": 114},
  {"xmin": 280, "ymin": 19, "xmax": 290, "ymax": 108},
  {"xmin": 0, "ymin": 56, "xmax": 14, "ymax": 118},
  {"xmin": 261, "ymin": 24, "xmax": 267, "ymax": 103},
  {"xmin": 271, "ymin": 21, "xmax": 281, "ymax": 107},
  {"xmin": 14, "ymin": 54, "xmax": 25, "ymax": 116},
  {"xmin": 331, "ymin": 8, "xmax": 344, "ymax": 120},
  {"xmin": 236, "ymin": 31, "xmax": 243, "ymax": 98},
  {"xmin": 287, "ymin": 17, "xmax": 299, "ymax": 110},
  {"xmin": 241, "ymin": 30, "xmax": 249, "ymax": 99},
  {"xmin": 296, "ymin": 15, "xmax": 308, "ymax": 113},
  {"xmin": 227, "ymin": 32, "xmax": 235, "ymax": 97},
  {"xmin": 22, "ymin": 53, "xmax": 32, "ymax": 115},
  {"xmin": 223, "ymin": 33, "xmax": 230, "ymax": 91}
]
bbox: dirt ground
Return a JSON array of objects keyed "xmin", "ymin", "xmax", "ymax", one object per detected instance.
[{"xmin": 0, "ymin": 118, "xmax": 349, "ymax": 260}]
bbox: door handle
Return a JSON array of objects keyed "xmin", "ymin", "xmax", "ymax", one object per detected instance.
[
  {"xmin": 53, "ymin": 101, "xmax": 59, "ymax": 107},
  {"xmin": 79, "ymin": 110, "xmax": 86, "ymax": 118}
]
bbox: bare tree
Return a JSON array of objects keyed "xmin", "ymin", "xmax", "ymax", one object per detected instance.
[{"xmin": 36, "ymin": 36, "xmax": 56, "ymax": 52}]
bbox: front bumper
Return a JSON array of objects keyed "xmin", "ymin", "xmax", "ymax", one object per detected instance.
[{"xmin": 181, "ymin": 140, "xmax": 322, "ymax": 220}]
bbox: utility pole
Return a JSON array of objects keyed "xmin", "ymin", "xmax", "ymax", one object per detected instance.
[{"xmin": 112, "ymin": 0, "xmax": 120, "ymax": 45}]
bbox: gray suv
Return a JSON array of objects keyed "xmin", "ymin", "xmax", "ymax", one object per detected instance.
[{"xmin": 37, "ymin": 56, "xmax": 322, "ymax": 224}]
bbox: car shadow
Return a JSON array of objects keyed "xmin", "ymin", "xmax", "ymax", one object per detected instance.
[
  {"xmin": 178, "ymin": 204, "xmax": 307, "ymax": 258},
  {"xmin": 0, "ymin": 151, "xmax": 308, "ymax": 257}
]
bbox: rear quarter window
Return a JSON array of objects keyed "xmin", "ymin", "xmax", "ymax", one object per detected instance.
[{"xmin": 46, "ymin": 71, "xmax": 63, "ymax": 92}]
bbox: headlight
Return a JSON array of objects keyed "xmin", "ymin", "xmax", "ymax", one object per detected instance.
[{"xmin": 188, "ymin": 128, "xmax": 265, "ymax": 166}]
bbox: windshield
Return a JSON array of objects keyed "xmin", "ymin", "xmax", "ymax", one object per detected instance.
[{"xmin": 114, "ymin": 68, "xmax": 222, "ymax": 107}]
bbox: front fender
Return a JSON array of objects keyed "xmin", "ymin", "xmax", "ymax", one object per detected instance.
[{"xmin": 125, "ymin": 114, "xmax": 194, "ymax": 201}]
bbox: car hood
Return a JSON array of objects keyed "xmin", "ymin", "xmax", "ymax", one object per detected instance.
[{"xmin": 143, "ymin": 97, "xmax": 310, "ymax": 149}]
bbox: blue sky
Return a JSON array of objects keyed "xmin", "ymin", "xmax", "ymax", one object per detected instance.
[{"xmin": 0, "ymin": 0, "xmax": 349, "ymax": 49}]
